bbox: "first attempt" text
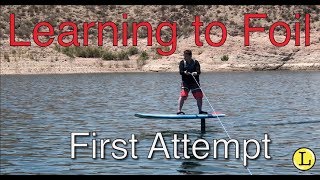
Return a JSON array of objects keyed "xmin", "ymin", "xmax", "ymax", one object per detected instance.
[{"xmin": 71, "ymin": 132, "xmax": 271, "ymax": 167}]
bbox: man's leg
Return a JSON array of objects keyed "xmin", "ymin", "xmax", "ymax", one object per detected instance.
[
  {"xmin": 177, "ymin": 96, "xmax": 187, "ymax": 113},
  {"xmin": 196, "ymin": 97, "xmax": 203, "ymax": 113},
  {"xmin": 177, "ymin": 83, "xmax": 189, "ymax": 114},
  {"xmin": 192, "ymin": 88, "xmax": 207, "ymax": 114}
]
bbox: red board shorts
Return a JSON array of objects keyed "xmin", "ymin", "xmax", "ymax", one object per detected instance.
[{"xmin": 180, "ymin": 82, "xmax": 203, "ymax": 99}]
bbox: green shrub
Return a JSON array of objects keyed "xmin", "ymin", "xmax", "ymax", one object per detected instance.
[
  {"xmin": 128, "ymin": 46, "xmax": 139, "ymax": 55},
  {"xmin": 117, "ymin": 50, "xmax": 129, "ymax": 60},
  {"xmin": 221, "ymin": 55, "xmax": 229, "ymax": 61},
  {"xmin": 62, "ymin": 47, "xmax": 75, "ymax": 58},
  {"xmin": 139, "ymin": 51, "xmax": 149, "ymax": 61},
  {"xmin": 102, "ymin": 51, "xmax": 116, "ymax": 60},
  {"xmin": 136, "ymin": 51, "xmax": 149, "ymax": 68},
  {"xmin": 4, "ymin": 52, "xmax": 10, "ymax": 62}
]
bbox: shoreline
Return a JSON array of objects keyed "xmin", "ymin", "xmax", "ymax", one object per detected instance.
[
  {"xmin": 1, "ymin": 66, "xmax": 319, "ymax": 76},
  {"xmin": 1, "ymin": 58, "xmax": 319, "ymax": 75},
  {"xmin": 1, "ymin": 55, "xmax": 319, "ymax": 75}
]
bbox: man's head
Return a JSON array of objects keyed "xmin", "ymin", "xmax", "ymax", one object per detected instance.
[{"xmin": 183, "ymin": 50, "xmax": 192, "ymax": 61}]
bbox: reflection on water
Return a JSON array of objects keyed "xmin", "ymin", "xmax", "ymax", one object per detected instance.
[
  {"xmin": 1, "ymin": 71, "xmax": 320, "ymax": 175},
  {"xmin": 177, "ymin": 133, "xmax": 207, "ymax": 175},
  {"xmin": 179, "ymin": 161, "xmax": 203, "ymax": 175}
]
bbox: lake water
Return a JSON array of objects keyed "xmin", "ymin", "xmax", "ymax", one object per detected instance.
[{"xmin": 1, "ymin": 71, "xmax": 319, "ymax": 175}]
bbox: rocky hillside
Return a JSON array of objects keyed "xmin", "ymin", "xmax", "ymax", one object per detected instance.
[{"xmin": 1, "ymin": 5, "xmax": 319, "ymax": 74}]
